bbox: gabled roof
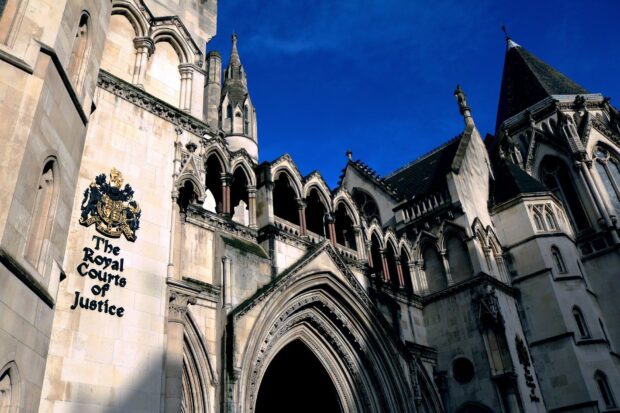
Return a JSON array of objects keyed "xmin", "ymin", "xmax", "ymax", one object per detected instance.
[
  {"xmin": 491, "ymin": 159, "xmax": 549, "ymax": 205},
  {"xmin": 496, "ymin": 40, "xmax": 588, "ymax": 130},
  {"xmin": 383, "ymin": 135, "xmax": 462, "ymax": 200}
]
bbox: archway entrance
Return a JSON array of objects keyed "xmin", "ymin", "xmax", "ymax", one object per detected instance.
[{"xmin": 255, "ymin": 340, "xmax": 342, "ymax": 413}]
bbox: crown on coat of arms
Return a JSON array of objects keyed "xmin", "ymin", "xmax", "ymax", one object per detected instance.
[{"xmin": 79, "ymin": 168, "xmax": 141, "ymax": 242}]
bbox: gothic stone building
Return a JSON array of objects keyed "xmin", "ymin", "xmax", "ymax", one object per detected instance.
[{"xmin": 0, "ymin": 0, "xmax": 619, "ymax": 412}]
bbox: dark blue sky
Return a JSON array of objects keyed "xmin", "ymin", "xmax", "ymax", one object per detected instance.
[{"xmin": 209, "ymin": 0, "xmax": 620, "ymax": 188}]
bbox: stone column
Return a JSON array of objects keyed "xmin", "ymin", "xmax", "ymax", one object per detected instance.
[
  {"xmin": 132, "ymin": 37, "xmax": 154, "ymax": 89},
  {"xmin": 396, "ymin": 260, "xmax": 405, "ymax": 288},
  {"xmin": 297, "ymin": 198, "xmax": 307, "ymax": 235},
  {"xmin": 326, "ymin": 213, "xmax": 337, "ymax": 245},
  {"xmin": 380, "ymin": 249, "xmax": 390, "ymax": 283},
  {"xmin": 353, "ymin": 225, "xmax": 365, "ymax": 260},
  {"xmin": 165, "ymin": 291, "xmax": 196, "ymax": 413},
  {"xmin": 410, "ymin": 262, "xmax": 422, "ymax": 293},
  {"xmin": 221, "ymin": 173, "xmax": 231, "ymax": 217},
  {"xmin": 440, "ymin": 249, "xmax": 454, "ymax": 285},
  {"xmin": 365, "ymin": 240, "xmax": 374, "ymax": 269},
  {"xmin": 179, "ymin": 64, "xmax": 194, "ymax": 112},
  {"xmin": 168, "ymin": 138, "xmax": 183, "ymax": 278},
  {"xmin": 247, "ymin": 186, "xmax": 257, "ymax": 229}
]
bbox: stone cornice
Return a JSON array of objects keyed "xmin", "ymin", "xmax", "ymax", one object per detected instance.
[
  {"xmin": 421, "ymin": 272, "xmax": 517, "ymax": 305},
  {"xmin": 97, "ymin": 70, "xmax": 216, "ymax": 137}
]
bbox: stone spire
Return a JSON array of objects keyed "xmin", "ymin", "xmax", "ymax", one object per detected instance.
[
  {"xmin": 223, "ymin": 33, "xmax": 248, "ymax": 96},
  {"xmin": 220, "ymin": 33, "xmax": 258, "ymax": 161},
  {"xmin": 495, "ymin": 36, "xmax": 589, "ymax": 131}
]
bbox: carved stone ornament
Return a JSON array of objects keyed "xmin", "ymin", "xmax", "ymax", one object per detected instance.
[
  {"xmin": 472, "ymin": 285, "xmax": 503, "ymax": 329},
  {"xmin": 168, "ymin": 291, "xmax": 197, "ymax": 321},
  {"xmin": 79, "ymin": 168, "xmax": 141, "ymax": 242}
]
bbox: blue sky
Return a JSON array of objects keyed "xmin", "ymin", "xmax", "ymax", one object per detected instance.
[{"xmin": 208, "ymin": 0, "xmax": 620, "ymax": 188}]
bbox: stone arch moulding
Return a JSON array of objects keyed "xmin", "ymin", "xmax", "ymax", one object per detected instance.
[
  {"xmin": 111, "ymin": 0, "xmax": 149, "ymax": 37},
  {"xmin": 234, "ymin": 272, "xmax": 414, "ymax": 413},
  {"xmin": 0, "ymin": 360, "xmax": 20, "ymax": 413},
  {"xmin": 176, "ymin": 174, "xmax": 206, "ymax": 203}
]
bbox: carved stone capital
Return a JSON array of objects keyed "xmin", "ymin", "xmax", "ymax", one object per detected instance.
[
  {"xmin": 133, "ymin": 37, "xmax": 155, "ymax": 55},
  {"xmin": 168, "ymin": 290, "xmax": 197, "ymax": 322}
]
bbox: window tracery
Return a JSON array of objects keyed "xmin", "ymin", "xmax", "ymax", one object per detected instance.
[
  {"xmin": 351, "ymin": 189, "xmax": 380, "ymax": 223},
  {"xmin": 593, "ymin": 146, "xmax": 620, "ymax": 215},
  {"xmin": 540, "ymin": 157, "xmax": 589, "ymax": 232}
]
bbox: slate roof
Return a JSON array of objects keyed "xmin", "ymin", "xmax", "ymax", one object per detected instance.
[
  {"xmin": 383, "ymin": 136, "xmax": 462, "ymax": 200},
  {"xmin": 491, "ymin": 160, "xmax": 549, "ymax": 205},
  {"xmin": 496, "ymin": 41, "xmax": 588, "ymax": 130}
]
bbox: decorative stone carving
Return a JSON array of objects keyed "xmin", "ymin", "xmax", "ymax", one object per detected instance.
[{"xmin": 168, "ymin": 291, "xmax": 197, "ymax": 322}]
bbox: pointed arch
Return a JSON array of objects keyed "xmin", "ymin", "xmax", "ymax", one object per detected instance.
[
  {"xmin": 230, "ymin": 157, "xmax": 256, "ymax": 187},
  {"xmin": 67, "ymin": 12, "xmax": 91, "ymax": 92},
  {"xmin": 333, "ymin": 190, "xmax": 361, "ymax": 227},
  {"xmin": 176, "ymin": 176, "xmax": 205, "ymax": 212},
  {"xmin": 25, "ymin": 158, "xmax": 59, "ymax": 273},
  {"xmin": 271, "ymin": 157, "xmax": 303, "ymax": 199},
  {"xmin": 421, "ymin": 240, "xmax": 447, "ymax": 294},
  {"xmin": 305, "ymin": 186, "xmax": 330, "ymax": 237},
  {"xmin": 151, "ymin": 27, "xmax": 193, "ymax": 64},
  {"xmin": 303, "ymin": 174, "xmax": 333, "ymax": 213},
  {"xmin": 0, "ymin": 361, "xmax": 20, "ymax": 412},
  {"xmin": 236, "ymin": 272, "xmax": 414, "ymax": 413},
  {"xmin": 111, "ymin": 0, "xmax": 149, "ymax": 37},
  {"xmin": 273, "ymin": 170, "xmax": 301, "ymax": 225},
  {"xmin": 180, "ymin": 310, "xmax": 216, "ymax": 413},
  {"xmin": 334, "ymin": 201, "xmax": 358, "ymax": 251}
]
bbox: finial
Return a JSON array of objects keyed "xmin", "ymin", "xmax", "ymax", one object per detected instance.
[
  {"xmin": 501, "ymin": 25, "xmax": 510, "ymax": 41},
  {"xmin": 346, "ymin": 149, "xmax": 352, "ymax": 160},
  {"xmin": 232, "ymin": 32, "xmax": 238, "ymax": 45},
  {"xmin": 501, "ymin": 25, "xmax": 520, "ymax": 49},
  {"xmin": 454, "ymin": 84, "xmax": 473, "ymax": 127}
]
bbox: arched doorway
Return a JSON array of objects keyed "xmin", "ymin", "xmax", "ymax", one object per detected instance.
[{"xmin": 255, "ymin": 340, "xmax": 342, "ymax": 413}]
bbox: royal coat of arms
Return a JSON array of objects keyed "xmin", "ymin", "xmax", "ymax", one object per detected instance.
[{"xmin": 79, "ymin": 168, "xmax": 141, "ymax": 241}]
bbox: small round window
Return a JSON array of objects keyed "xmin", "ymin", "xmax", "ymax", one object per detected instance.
[{"xmin": 452, "ymin": 357, "xmax": 475, "ymax": 383}]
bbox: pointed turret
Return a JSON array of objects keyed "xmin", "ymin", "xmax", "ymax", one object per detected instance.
[
  {"xmin": 220, "ymin": 34, "xmax": 258, "ymax": 162},
  {"xmin": 495, "ymin": 36, "xmax": 588, "ymax": 131}
]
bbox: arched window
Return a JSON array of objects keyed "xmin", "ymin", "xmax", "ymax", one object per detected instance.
[
  {"xmin": 226, "ymin": 104, "xmax": 232, "ymax": 119},
  {"xmin": 572, "ymin": 307, "xmax": 590, "ymax": 338},
  {"xmin": 243, "ymin": 106, "xmax": 250, "ymax": 135},
  {"xmin": 204, "ymin": 155, "xmax": 224, "ymax": 214},
  {"xmin": 231, "ymin": 167, "xmax": 250, "ymax": 226},
  {"xmin": 351, "ymin": 188, "xmax": 380, "ymax": 223},
  {"xmin": 334, "ymin": 203, "xmax": 357, "ymax": 251},
  {"xmin": 0, "ymin": 362, "xmax": 18, "ymax": 413},
  {"xmin": 177, "ymin": 180, "xmax": 197, "ymax": 213},
  {"xmin": 533, "ymin": 208, "xmax": 545, "ymax": 231},
  {"xmin": 593, "ymin": 146, "xmax": 620, "ymax": 215},
  {"xmin": 0, "ymin": 0, "xmax": 19, "ymax": 43},
  {"xmin": 67, "ymin": 13, "xmax": 90, "ymax": 91},
  {"xmin": 595, "ymin": 371, "xmax": 617, "ymax": 409},
  {"xmin": 305, "ymin": 188, "xmax": 328, "ymax": 237},
  {"xmin": 544, "ymin": 206, "xmax": 557, "ymax": 230},
  {"xmin": 0, "ymin": 370, "xmax": 11, "ymax": 412},
  {"xmin": 551, "ymin": 246, "xmax": 567, "ymax": 274},
  {"xmin": 273, "ymin": 172, "xmax": 300, "ymax": 225},
  {"xmin": 423, "ymin": 244, "xmax": 447, "ymax": 293},
  {"xmin": 25, "ymin": 160, "xmax": 58, "ymax": 272},
  {"xmin": 540, "ymin": 157, "xmax": 589, "ymax": 232},
  {"xmin": 445, "ymin": 234, "xmax": 473, "ymax": 283}
]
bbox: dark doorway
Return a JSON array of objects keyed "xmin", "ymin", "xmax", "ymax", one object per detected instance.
[{"xmin": 255, "ymin": 340, "xmax": 342, "ymax": 413}]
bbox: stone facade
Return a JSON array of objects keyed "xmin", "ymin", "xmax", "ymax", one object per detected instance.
[{"xmin": 0, "ymin": 1, "xmax": 619, "ymax": 412}]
